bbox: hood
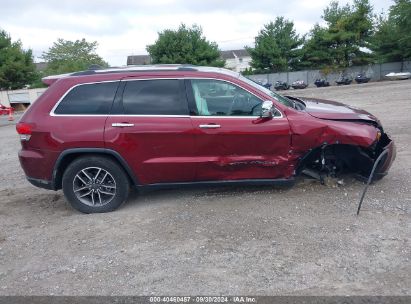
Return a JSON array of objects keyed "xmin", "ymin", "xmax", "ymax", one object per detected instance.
[{"xmin": 288, "ymin": 96, "xmax": 381, "ymax": 126}]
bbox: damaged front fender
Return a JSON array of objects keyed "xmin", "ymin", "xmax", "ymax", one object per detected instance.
[{"xmin": 286, "ymin": 111, "xmax": 396, "ymax": 180}]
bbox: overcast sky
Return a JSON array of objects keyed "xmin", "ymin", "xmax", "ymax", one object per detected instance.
[{"xmin": 1, "ymin": 0, "xmax": 392, "ymax": 66}]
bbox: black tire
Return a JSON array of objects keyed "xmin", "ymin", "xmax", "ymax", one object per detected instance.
[{"xmin": 62, "ymin": 155, "xmax": 130, "ymax": 213}]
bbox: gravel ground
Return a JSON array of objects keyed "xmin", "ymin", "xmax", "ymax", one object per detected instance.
[{"xmin": 0, "ymin": 80, "xmax": 410, "ymax": 295}]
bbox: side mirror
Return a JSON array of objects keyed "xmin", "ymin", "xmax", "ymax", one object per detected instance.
[{"xmin": 261, "ymin": 100, "xmax": 273, "ymax": 118}]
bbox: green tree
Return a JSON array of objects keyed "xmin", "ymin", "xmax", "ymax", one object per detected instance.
[
  {"xmin": 322, "ymin": 1, "xmax": 351, "ymax": 25},
  {"xmin": 241, "ymin": 67, "xmax": 254, "ymax": 76},
  {"xmin": 301, "ymin": 0, "xmax": 374, "ymax": 70},
  {"xmin": 247, "ymin": 17, "xmax": 303, "ymax": 73},
  {"xmin": 299, "ymin": 25, "xmax": 333, "ymax": 69},
  {"xmin": 41, "ymin": 38, "xmax": 108, "ymax": 75},
  {"xmin": 370, "ymin": 0, "xmax": 411, "ymax": 66},
  {"xmin": 147, "ymin": 24, "xmax": 224, "ymax": 67},
  {"xmin": 0, "ymin": 29, "xmax": 37, "ymax": 90}
]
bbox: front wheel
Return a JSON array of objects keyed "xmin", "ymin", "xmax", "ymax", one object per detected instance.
[{"xmin": 62, "ymin": 156, "xmax": 130, "ymax": 213}]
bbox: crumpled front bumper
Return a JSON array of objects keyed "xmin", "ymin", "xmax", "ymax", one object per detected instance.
[{"xmin": 373, "ymin": 134, "xmax": 396, "ymax": 179}]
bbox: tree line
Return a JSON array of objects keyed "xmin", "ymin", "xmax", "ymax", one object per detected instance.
[
  {"xmin": 0, "ymin": 0, "xmax": 409, "ymax": 90},
  {"xmin": 246, "ymin": 0, "xmax": 410, "ymax": 74}
]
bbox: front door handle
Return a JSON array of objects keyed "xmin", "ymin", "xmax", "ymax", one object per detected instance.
[
  {"xmin": 112, "ymin": 123, "xmax": 134, "ymax": 127},
  {"xmin": 199, "ymin": 124, "xmax": 221, "ymax": 129}
]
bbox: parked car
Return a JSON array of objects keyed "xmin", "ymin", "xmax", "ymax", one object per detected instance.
[
  {"xmin": 336, "ymin": 75, "xmax": 352, "ymax": 85},
  {"xmin": 16, "ymin": 65, "xmax": 396, "ymax": 213},
  {"xmin": 263, "ymin": 82, "xmax": 272, "ymax": 90},
  {"xmin": 255, "ymin": 80, "xmax": 272, "ymax": 90},
  {"xmin": 274, "ymin": 81, "xmax": 290, "ymax": 91},
  {"xmin": 385, "ymin": 72, "xmax": 411, "ymax": 80},
  {"xmin": 355, "ymin": 73, "xmax": 371, "ymax": 84},
  {"xmin": 314, "ymin": 79, "xmax": 330, "ymax": 87},
  {"xmin": 291, "ymin": 80, "xmax": 308, "ymax": 89}
]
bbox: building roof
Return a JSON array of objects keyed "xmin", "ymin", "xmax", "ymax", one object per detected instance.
[{"xmin": 220, "ymin": 49, "xmax": 250, "ymax": 60}]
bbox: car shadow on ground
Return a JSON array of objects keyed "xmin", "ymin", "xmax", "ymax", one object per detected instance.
[
  {"xmin": 123, "ymin": 174, "xmax": 366, "ymax": 209},
  {"xmin": 2, "ymin": 174, "xmax": 367, "ymax": 215}
]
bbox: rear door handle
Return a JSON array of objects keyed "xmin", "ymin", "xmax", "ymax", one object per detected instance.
[
  {"xmin": 112, "ymin": 123, "xmax": 134, "ymax": 127},
  {"xmin": 199, "ymin": 124, "xmax": 221, "ymax": 129}
]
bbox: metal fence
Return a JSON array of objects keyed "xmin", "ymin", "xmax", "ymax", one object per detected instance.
[
  {"xmin": 1, "ymin": 61, "xmax": 410, "ymax": 107},
  {"xmin": 248, "ymin": 61, "xmax": 411, "ymax": 87}
]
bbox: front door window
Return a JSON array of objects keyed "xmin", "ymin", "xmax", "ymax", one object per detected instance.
[{"xmin": 190, "ymin": 79, "xmax": 263, "ymax": 116}]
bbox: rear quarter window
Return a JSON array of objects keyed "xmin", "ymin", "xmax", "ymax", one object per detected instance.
[{"xmin": 54, "ymin": 81, "xmax": 119, "ymax": 115}]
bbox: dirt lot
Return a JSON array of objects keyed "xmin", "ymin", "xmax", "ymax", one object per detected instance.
[{"xmin": 0, "ymin": 80, "xmax": 410, "ymax": 296}]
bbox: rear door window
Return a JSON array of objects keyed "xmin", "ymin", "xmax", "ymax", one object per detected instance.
[
  {"xmin": 54, "ymin": 81, "xmax": 119, "ymax": 115},
  {"xmin": 122, "ymin": 79, "xmax": 188, "ymax": 115}
]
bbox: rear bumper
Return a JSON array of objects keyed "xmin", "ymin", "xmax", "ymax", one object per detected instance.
[
  {"xmin": 18, "ymin": 148, "xmax": 58, "ymax": 189},
  {"xmin": 26, "ymin": 176, "xmax": 54, "ymax": 190}
]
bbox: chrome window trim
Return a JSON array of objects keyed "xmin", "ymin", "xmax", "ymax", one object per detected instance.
[
  {"xmin": 192, "ymin": 115, "xmax": 283, "ymax": 119},
  {"xmin": 49, "ymin": 77, "xmax": 284, "ymax": 119},
  {"xmin": 50, "ymin": 114, "xmax": 191, "ymax": 118},
  {"xmin": 48, "ymin": 114, "xmax": 281, "ymax": 119}
]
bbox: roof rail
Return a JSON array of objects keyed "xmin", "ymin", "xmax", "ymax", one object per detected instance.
[
  {"xmin": 71, "ymin": 64, "xmax": 200, "ymax": 76},
  {"xmin": 41, "ymin": 65, "xmax": 240, "ymax": 85},
  {"xmin": 88, "ymin": 64, "xmax": 103, "ymax": 70}
]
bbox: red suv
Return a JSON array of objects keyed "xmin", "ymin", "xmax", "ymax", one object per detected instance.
[{"xmin": 16, "ymin": 65, "xmax": 396, "ymax": 213}]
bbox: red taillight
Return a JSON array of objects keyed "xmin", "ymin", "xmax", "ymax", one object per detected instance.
[
  {"xmin": 16, "ymin": 122, "xmax": 32, "ymax": 134},
  {"xmin": 16, "ymin": 122, "xmax": 33, "ymax": 141}
]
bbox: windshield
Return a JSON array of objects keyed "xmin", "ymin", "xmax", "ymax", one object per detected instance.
[{"xmin": 239, "ymin": 74, "xmax": 295, "ymax": 108}]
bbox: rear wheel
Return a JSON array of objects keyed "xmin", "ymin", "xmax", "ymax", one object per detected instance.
[{"xmin": 62, "ymin": 156, "xmax": 130, "ymax": 213}]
